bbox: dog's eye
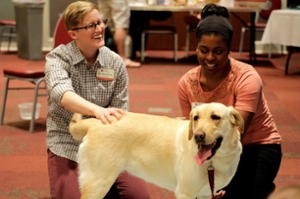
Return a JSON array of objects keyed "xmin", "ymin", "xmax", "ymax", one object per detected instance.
[
  {"xmin": 193, "ymin": 115, "xmax": 199, "ymax": 121},
  {"xmin": 211, "ymin": 115, "xmax": 220, "ymax": 120}
]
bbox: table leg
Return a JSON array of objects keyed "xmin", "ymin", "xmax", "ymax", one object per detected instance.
[
  {"xmin": 285, "ymin": 46, "xmax": 295, "ymax": 75},
  {"xmin": 231, "ymin": 12, "xmax": 257, "ymax": 65},
  {"xmin": 249, "ymin": 12, "xmax": 256, "ymax": 65}
]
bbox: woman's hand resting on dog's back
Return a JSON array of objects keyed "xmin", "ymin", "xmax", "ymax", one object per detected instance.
[{"xmin": 94, "ymin": 107, "xmax": 124, "ymax": 124}]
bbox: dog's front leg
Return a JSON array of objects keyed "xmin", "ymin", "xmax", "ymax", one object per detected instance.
[
  {"xmin": 174, "ymin": 187, "xmax": 197, "ymax": 199},
  {"xmin": 175, "ymin": 190, "xmax": 211, "ymax": 199},
  {"xmin": 195, "ymin": 196, "xmax": 212, "ymax": 199},
  {"xmin": 174, "ymin": 192, "xmax": 195, "ymax": 199}
]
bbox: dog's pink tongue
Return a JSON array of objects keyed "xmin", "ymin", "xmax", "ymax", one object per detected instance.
[{"xmin": 194, "ymin": 144, "xmax": 213, "ymax": 166}]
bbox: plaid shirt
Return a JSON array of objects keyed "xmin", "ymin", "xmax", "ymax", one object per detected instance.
[{"xmin": 45, "ymin": 42, "xmax": 129, "ymax": 162}]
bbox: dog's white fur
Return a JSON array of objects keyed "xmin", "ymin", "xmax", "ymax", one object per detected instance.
[{"xmin": 69, "ymin": 102, "xmax": 244, "ymax": 199}]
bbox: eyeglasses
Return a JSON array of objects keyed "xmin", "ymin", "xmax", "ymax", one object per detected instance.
[{"xmin": 71, "ymin": 19, "xmax": 108, "ymax": 31}]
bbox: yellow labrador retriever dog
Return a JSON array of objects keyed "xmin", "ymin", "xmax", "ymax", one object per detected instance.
[{"xmin": 69, "ymin": 102, "xmax": 244, "ymax": 199}]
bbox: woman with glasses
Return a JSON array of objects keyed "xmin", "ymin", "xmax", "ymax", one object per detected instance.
[{"xmin": 44, "ymin": 1, "xmax": 150, "ymax": 199}]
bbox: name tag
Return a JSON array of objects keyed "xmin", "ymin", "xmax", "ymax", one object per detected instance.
[{"xmin": 96, "ymin": 68, "xmax": 114, "ymax": 81}]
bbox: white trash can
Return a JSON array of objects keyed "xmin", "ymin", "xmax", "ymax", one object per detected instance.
[{"xmin": 18, "ymin": 103, "xmax": 41, "ymax": 120}]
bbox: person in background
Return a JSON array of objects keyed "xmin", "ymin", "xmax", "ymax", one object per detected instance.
[
  {"xmin": 129, "ymin": 10, "xmax": 150, "ymax": 59},
  {"xmin": 98, "ymin": 0, "xmax": 141, "ymax": 67},
  {"xmin": 177, "ymin": 3, "xmax": 282, "ymax": 199},
  {"xmin": 44, "ymin": 1, "xmax": 150, "ymax": 198}
]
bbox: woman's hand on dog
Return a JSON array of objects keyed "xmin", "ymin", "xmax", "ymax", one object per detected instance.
[{"xmin": 95, "ymin": 107, "xmax": 124, "ymax": 124}]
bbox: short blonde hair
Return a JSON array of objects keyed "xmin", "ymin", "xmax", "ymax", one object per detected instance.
[{"xmin": 63, "ymin": 1, "xmax": 98, "ymax": 30}]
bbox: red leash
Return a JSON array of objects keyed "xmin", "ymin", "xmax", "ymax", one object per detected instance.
[{"xmin": 207, "ymin": 164, "xmax": 216, "ymax": 199}]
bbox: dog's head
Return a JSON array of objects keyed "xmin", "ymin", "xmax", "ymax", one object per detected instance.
[{"xmin": 188, "ymin": 103, "xmax": 244, "ymax": 166}]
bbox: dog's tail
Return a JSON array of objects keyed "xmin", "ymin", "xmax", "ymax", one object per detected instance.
[{"xmin": 69, "ymin": 113, "xmax": 89, "ymax": 141}]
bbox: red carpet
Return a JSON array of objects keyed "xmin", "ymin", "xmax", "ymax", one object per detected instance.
[{"xmin": 0, "ymin": 50, "xmax": 299, "ymax": 198}]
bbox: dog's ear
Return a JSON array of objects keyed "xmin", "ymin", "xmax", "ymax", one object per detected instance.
[
  {"xmin": 188, "ymin": 109, "xmax": 194, "ymax": 140},
  {"xmin": 229, "ymin": 106, "xmax": 244, "ymax": 134}
]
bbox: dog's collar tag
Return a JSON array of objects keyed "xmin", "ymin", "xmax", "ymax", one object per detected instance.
[{"xmin": 96, "ymin": 68, "xmax": 114, "ymax": 81}]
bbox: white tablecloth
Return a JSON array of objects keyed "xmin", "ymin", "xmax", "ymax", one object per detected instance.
[
  {"xmin": 129, "ymin": 1, "xmax": 269, "ymax": 12},
  {"xmin": 261, "ymin": 9, "xmax": 300, "ymax": 47}
]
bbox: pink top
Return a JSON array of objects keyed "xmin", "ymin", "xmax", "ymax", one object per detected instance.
[{"xmin": 178, "ymin": 58, "xmax": 281, "ymax": 146}]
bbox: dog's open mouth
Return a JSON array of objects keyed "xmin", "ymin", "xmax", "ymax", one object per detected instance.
[{"xmin": 194, "ymin": 137, "xmax": 223, "ymax": 166}]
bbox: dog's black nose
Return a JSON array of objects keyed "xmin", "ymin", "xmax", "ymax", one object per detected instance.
[{"xmin": 195, "ymin": 132, "xmax": 206, "ymax": 143}]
